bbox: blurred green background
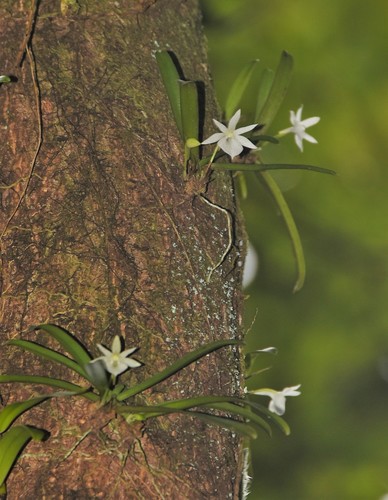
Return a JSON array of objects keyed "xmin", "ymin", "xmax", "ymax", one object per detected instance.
[{"xmin": 200, "ymin": 1, "xmax": 388, "ymax": 499}]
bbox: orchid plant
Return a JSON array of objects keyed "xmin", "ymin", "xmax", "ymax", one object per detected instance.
[
  {"xmin": 0, "ymin": 323, "xmax": 293, "ymax": 493},
  {"xmin": 156, "ymin": 50, "xmax": 334, "ymax": 292}
]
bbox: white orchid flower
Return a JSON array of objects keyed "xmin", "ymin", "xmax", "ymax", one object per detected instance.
[
  {"xmin": 90, "ymin": 335, "xmax": 141, "ymax": 377},
  {"xmin": 202, "ymin": 109, "xmax": 257, "ymax": 159},
  {"xmin": 248, "ymin": 384, "xmax": 301, "ymax": 415},
  {"xmin": 279, "ymin": 106, "xmax": 320, "ymax": 152}
]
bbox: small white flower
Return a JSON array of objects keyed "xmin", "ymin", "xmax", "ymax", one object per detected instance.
[
  {"xmin": 202, "ymin": 109, "xmax": 257, "ymax": 159},
  {"xmin": 90, "ymin": 335, "xmax": 141, "ymax": 377},
  {"xmin": 279, "ymin": 106, "xmax": 320, "ymax": 152},
  {"xmin": 249, "ymin": 384, "xmax": 301, "ymax": 415}
]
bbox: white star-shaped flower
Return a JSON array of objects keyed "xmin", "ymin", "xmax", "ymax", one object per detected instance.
[
  {"xmin": 279, "ymin": 106, "xmax": 320, "ymax": 152},
  {"xmin": 202, "ymin": 109, "xmax": 257, "ymax": 159},
  {"xmin": 90, "ymin": 335, "xmax": 141, "ymax": 377},
  {"xmin": 248, "ymin": 384, "xmax": 301, "ymax": 415}
]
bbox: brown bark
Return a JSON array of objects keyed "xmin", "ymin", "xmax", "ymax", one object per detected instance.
[{"xmin": 0, "ymin": 0, "xmax": 246, "ymax": 498}]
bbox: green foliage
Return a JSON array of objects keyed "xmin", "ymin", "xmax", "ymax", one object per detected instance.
[
  {"xmin": 0, "ymin": 324, "xmax": 292, "ymax": 492},
  {"xmin": 225, "ymin": 59, "xmax": 260, "ymax": 120},
  {"xmin": 255, "ymin": 51, "xmax": 293, "ymax": 132},
  {"xmin": 0, "ymin": 425, "xmax": 47, "ymax": 494},
  {"xmin": 156, "ymin": 48, "xmax": 331, "ymax": 291},
  {"xmin": 0, "ymin": 324, "xmax": 290, "ymax": 442},
  {"xmin": 155, "ymin": 51, "xmax": 183, "ymax": 137},
  {"xmin": 0, "ymin": 75, "xmax": 11, "ymax": 84}
]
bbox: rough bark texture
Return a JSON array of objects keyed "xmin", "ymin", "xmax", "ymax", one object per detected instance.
[{"xmin": 0, "ymin": 0, "xmax": 246, "ymax": 498}]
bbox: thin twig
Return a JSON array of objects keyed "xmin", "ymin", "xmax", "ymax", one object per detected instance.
[
  {"xmin": 0, "ymin": 45, "xmax": 43, "ymax": 242},
  {"xmin": 15, "ymin": 0, "xmax": 40, "ymax": 67}
]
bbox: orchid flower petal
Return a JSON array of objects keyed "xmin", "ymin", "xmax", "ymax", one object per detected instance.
[
  {"xmin": 202, "ymin": 109, "xmax": 257, "ymax": 159},
  {"xmin": 280, "ymin": 106, "xmax": 320, "ymax": 152},
  {"xmin": 92, "ymin": 336, "xmax": 141, "ymax": 377}
]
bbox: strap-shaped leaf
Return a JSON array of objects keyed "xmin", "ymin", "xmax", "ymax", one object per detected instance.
[
  {"xmin": 225, "ymin": 59, "xmax": 260, "ymax": 120},
  {"xmin": 34, "ymin": 324, "xmax": 91, "ymax": 369},
  {"xmin": 118, "ymin": 403, "xmax": 258, "ymax": 439},
  {"xmin": 156, "ymin": 50, "xmax": 183, "ymax": 138},
  {"xmin": 213, "ymin": 163, "xmax": 336, "ymax": 175},
  {"xmin": 0, "ymin": 396, "xmax": 49, "ymax": 434},
  {"xmin": 202, "ymin": 401, "xmax": 272, "ymax": 436},
  {"xmin": 180, "ymin": 80, "xmax": 199, "ymax": 164},
  {"xmin": 255, "ymin": 68, "xmax": 274, "ymax": 121},
  {"xmin": 8, "ymin": 339, "xmax": 88, "ymax": 379},
  {"xmin": 256, "ymin": 51, "xmax": 293, "ymax": 133},
  {"xmin": 117, "ymin": 339, "xmax": 240, "ymax": 401},
  {"xmin": 185, "ymin": 411, "xmax": 258, "ymax": 439},
  {"xmin": 180, "ymin": 80, "xmax": 199, "ymax": 142},
  {"xmin": 0, "ymin": 425, "xmax": 47, "ymax": 490},
  {"xmin": 0, "ymin": 375, "xmax": 98, "ymax": 401},
  {"xmin": 257, "ymin": 170, "xmax": 305, "ymax": 292}
]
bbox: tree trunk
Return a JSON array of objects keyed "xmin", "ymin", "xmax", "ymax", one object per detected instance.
[{"xmin": 0, "ymin": 0, "xmax": 245, "ymax": 498}]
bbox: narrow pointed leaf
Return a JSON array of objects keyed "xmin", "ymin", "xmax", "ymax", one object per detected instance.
[
  {"xmin": 257, "ymin": 51, "xmax": 293, "ymax": 132},
  {"xmin": 255, "ymin": 68, "xmax": 274, "ymax": 121},
  {"xmin": 185, "ymin": 411, "xmax": 258, "ymax": 439},
  {"xmin": 0, "ymin": 396, "xmax": 49, "ymax": 433},
  {"xmin": 225, "ymin": 59, "xmax": 260, "ymax": 120},
  {"xmin": 236, "ymin": 173, "xmax": 248, "ymax": 199},
  {"xmin": 202, "ymin": 401, "xmax": 272, "ymax": 436},
  {"xmin": 179, "ymin": 80, "xmax": 199, "ymax": 142},
  {"xmin": 8, "ymin": 339, "xmax": 88, "ymax": 379},
  {"xmin": 257, "ymin": 170, "xmax": 305, "ymax": 292},
  {"xmin": 0, "ymin": 425, "xmax": 47, "ymax": 489},
  {"xmin": 117, "ymin": 339, "xmax": 240, "ymax": 401},
  {"xmin": 117, "ymin": 404, "xmax": 258, "ymax": 439},
  {"xmin": 213, "ymin": 163, "xmax": 335, "ymax": 175},
  {"xmin": 156, "ymin": 50, "xmax": 183, "ymax": 137},
  {"xmin": 34, "ymin": 324, "xmax": 91, "ymax": 369},
  {"xmin": 179, "ymin": 80, "xmax": 199, "ymax": 163},
  {"xmin": 0, "ymin": 375, "xmax": 98, "ymax": 401},
  {"xmin": 151, "ymin": 395, "xmax": 244, "ymax": 411}
]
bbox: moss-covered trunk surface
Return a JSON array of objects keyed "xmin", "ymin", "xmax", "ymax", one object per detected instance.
[{"xmin": 0, "ymin": 0, "xmax": 245, "ymax": 497}]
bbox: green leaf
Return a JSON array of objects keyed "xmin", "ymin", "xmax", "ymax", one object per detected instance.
[
  {"xmin": 0, "ymin": 425, "xmax": 47, "ymax": 490},
  {"xmin": 213, "ymin": 163, "xmax": 336, "ymax": 175},
  {"xmin": 184, "ymin": 411, "xmax": 258, "ymax": 439},
  {"xmin": 116, "ymin": 398, "xmax": 237, "ymax": 416},
  {"xmin": 225, "ymin": 59, "xmax": 260, "ymax": 120},
  {"xmin": 255, "ymin": 68, "xmax": 274, "ymax": 121},
  {"xmin": 118, "ymin": 395, "xmax": 273, "ymax": 436},
  {"xmin": 117, "ymin": 339, "xmax": 241, "ymax": 401},
  {"xmin": 203, "ymin": 401, "xmax": 272, "ymax": 436},
  {"xmin": 117, "ymin": 403, "xmax": 258, "ymax": 439},
  {"xmin": 247, "ymin": 396, "xmax": 291, "ymax": 435},
  {"xmin": 179, "ymin": 80, "xmax": 199, "ymax": 163},
  {"xmin": 0, "ymin": 375, "xmax": 98, "ymax": 401},
  {"xmin": 0, "ymin": 75, "xmax": 11, "ymax": 84},
  {"xmin": 180, "ymin": 81, "xmax": 199, "ymax": 142},
  {"xmin": 257, "ymin": 170, "xmax": 305, "ymax": 292},
  {"xmin": 0, "ymin": 396, "xmax": 49, "ymax": 434},
  {"xmin": 8, "ymin": 339, "xmax": 89, "ymax": 380},
  {"xmin": 236, "ymin": 173, "xmax": 248, "ymax": 200},
  {"xmin": 155, "ymin": 50, "xmax": 183, "ymax": 138},
  {"xmin": 34, "ymin": 324, "xmax": 92, "ymax": 369},
  {"xmin": 256, "ymin": 51, "xmax": 293, "ymax": 133}
]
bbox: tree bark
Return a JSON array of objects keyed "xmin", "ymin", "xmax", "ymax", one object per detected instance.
[{"xmin": 0, "ymin": 0, "xmax": 246, "ymax": 498}]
